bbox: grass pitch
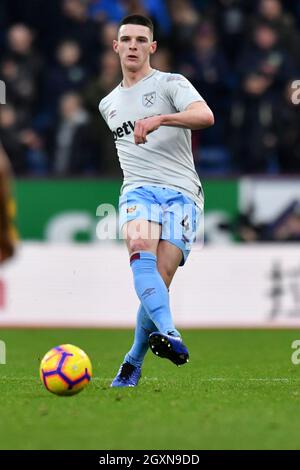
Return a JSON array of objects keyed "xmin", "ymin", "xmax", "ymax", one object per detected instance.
[{"xmin": 0, "ymin": 329, "xmax": 300, "ymax": 450}]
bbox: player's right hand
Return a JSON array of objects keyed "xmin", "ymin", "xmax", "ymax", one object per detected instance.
[{"xmin": 134, "ymin": 115, "xmax": 162, "ymax": 145}]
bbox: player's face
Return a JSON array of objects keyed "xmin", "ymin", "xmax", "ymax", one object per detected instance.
[{"xmin": 113, "ymin": 24, "xmax": 157, "ymax": 72}]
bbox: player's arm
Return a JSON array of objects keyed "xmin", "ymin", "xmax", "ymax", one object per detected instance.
[
  {"xmin": 0, "ymin": 145, "xmax": 15, "ymax": 263},
  {"xmin": 160, "ymin": 101, "xmax": 214, "ymax": 130},
  {"xmin": 134, "ymin": 101, "xmax": 214, "ymax": 144}
]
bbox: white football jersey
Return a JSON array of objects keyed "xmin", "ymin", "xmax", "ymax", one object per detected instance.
[{"xmin": 99, "ymin": 69, "xmax": 205, "ymax": 208}]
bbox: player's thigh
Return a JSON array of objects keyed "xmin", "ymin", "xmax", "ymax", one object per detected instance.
[
  {"xmin": 161, "ymin": 190, "xmax": 200, "ymax": 268},
  {"xmin": 123, "ymin": 219, "xmax": 161, "ymax": 255},
  {"xmin": 157, "ymin": 240, "xmax": 182, "ymax": 288}
]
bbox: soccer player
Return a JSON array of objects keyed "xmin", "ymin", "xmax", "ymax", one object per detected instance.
[
  {"xmin": 99, "ymin": 15, "xmax": 214, "ymax": 387},
  {"xmin": 0, "ymin": 144, "xmax": 16, "ymax": 264}
]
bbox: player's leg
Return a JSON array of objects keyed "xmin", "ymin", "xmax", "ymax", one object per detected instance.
[
  {"xmin": 124, "ymin": 240, "xmax": 182, "ymax": 369},
  {"xmin": 148, "ymin": 189, "xmax": 201, "ymax": 366},
  {"xmin": 112, "ymin": 218, "xmax": 164, "ymax": 387},
  {"xmin": 111, "ymin": 187, "xmax": 198, "ymax": 385},
  {"xmin": 125, "ymin": 218, "xmax": 180, "ymax": 337},
  {"xmin": 157, "ymin": 240, "xmax": 182, "ymax": 288},
  {"xmin": 148, "ymin": 240, "xmax": 190, "ymax": 366},
  {"xmin": 111, "ymin": 219, "xmax": 180, "ymax": 387},
  {"xmin": 112, "ymin": 188, "xmax": 162, "ymax": 386}
]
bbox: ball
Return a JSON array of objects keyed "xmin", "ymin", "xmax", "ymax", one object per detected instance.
[{"xmin": 40, "ymin": 344, "xmax": 92, "ymax": 396}]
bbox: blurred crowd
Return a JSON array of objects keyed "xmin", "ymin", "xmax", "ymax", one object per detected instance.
[{"xmin": 0, "ymin": 0, "xmax": 299, "ymax": 177}]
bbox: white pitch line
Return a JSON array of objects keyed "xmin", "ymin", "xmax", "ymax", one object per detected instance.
[{"xmin": 0, "ymin": 376, "xmax": 299, "ymax": 383}]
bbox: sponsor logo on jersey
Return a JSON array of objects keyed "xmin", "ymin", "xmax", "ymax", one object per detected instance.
[
  {"xmin": 142, "ymin": 91, "xmax": 156, "ymax": 107},
  {"xmin": 112, "ymin": 114, "xmax": 161, "ymax": 141},
  {"xmin": 112, "ymin": 120, "xmax": 135, "ymax": 141}
]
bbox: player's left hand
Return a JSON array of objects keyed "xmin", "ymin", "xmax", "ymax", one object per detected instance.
[{"xmin": 134, "ymin": 115, "xmax": 162, "ymax": 145}]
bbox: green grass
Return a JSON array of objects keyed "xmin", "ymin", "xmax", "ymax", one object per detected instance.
[{"xmin": 0, "ymin": 329, "xmax": 300, "ymax": 450}]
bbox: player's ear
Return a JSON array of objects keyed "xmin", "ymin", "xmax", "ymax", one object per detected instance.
[
  {"xmin": 113, "ymin": 40, "xmax": 119, "ymax": 54},
  {"xmin": 150, "ymin": 41, "xmax": 157, "ymax": 55}
]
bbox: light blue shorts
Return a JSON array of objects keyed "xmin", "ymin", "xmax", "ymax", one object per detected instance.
[{"xmin": 119, "ymin": 185, "xmax": 202, "ymax": 266}]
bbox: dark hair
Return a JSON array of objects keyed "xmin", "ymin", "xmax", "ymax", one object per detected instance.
[{"xmin": 118, "ymin": 15, "xmax": 154, "ymax": 37}]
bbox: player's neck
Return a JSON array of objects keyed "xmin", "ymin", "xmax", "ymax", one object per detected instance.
[{"xmin": 121, "ymin": 65, "xmax": 154, "ymax": 88}]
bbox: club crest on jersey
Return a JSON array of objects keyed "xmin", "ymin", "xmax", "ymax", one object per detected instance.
[
  {"xmin": 142, "ymin": 91, "xmax": 156, "ymax": 107},
  {"xmin": 127, "ymin": 205, "xmax": 137, "ymax": 214}
]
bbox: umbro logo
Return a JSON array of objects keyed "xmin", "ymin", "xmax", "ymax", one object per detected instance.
[
  {"xmin": 108, "ymin": 109, "xmax": 117, "ymax": 119},
  {"xmin": 142, "ymin": 288, "xmax": 156, "ymax": 299}
]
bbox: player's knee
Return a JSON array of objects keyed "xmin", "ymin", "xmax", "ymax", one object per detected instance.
[
  {"xmin": 129, "ymin": 238, "xmax": 152, "ymax": 253},
  {"xmin": 158, "ymin": 267, "xmax": 173, "ymax": 288},
  {"xmin": 161, "ymin": 266, "xmax": 173, "ymax": 280}
]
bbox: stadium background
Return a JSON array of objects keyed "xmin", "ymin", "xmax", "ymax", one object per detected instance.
[
  {"xmin": 0, "ymin": 0, "xmax": 300, "ymax": 452},
  {"xmin": 1, "ymin": 0, "xmax": 300, "ymax": 327}
]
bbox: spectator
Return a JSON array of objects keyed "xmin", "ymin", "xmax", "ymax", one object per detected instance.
[
  {"xmin": 237, "ymin": 22, "xmax": 297, "ymax": 90},
  {"xmin": 0, "ymin": 104, "xmax": 28, "ymax": 174},
  {"xmin": 47, "ymin": 92, "xmax": 98, "ymax": 176},
  {"xmin": 168, "ymin": 0, "xmax": 200, "ymax": 55},
  {"xmin": 43, "ymin": 39, "xmax": 88, "ymax": 120},
  {"xmin": 3, "ymin": 24, "xmax": 43, "ymax": 120},
  {"xmin": 179, "ymin": 22, "xmax": 232, "ymax": 115},
  {"xmin": 229, "ymin": 72, "xmax": 278, "ymax": 173},
  {"xmin": 58, "ymin": 0, "xmax": 101, "ymax": 68},
  {"xmin": 254, "ymin": 0, "xmax": 300, "ymax": 66},
  {"xmin": 179, "ymin": 22, "xmax": 233, "ymax": 173},
  {"xmin": 100, "ymin": 22, "xmax": 119, "ymax": 49},
  {"xmin": 205, "ymin": 0, "xmax": 250, "ymax": 63},
  {"xmin": 0, "ymin": 103, "xmax": 47, "ymax": 175},
  {"xmin": 83, "ymin": 50, "xmax": 122, "ymax": 176},
  {"xmin": 5, "ymin": 24, "xmax": 42, "ymax": 80}
]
